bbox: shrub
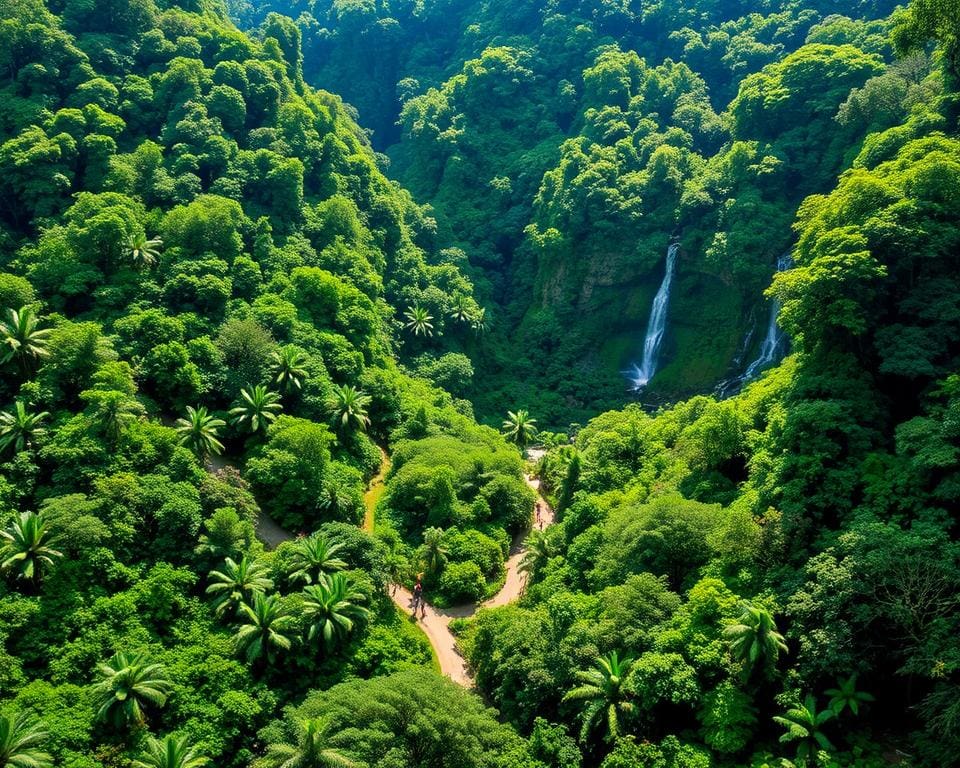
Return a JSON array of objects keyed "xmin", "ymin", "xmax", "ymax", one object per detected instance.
[{"xmin": 438, "ymin": 561, "xmax": 486, "ymax": 604}]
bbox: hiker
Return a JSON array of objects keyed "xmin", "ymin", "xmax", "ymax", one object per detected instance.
[
  {"xmin": 535, "ymin": 500, "xmax": 542, "ymax": 527},
  {"xmin": 417, "ymin": 583, "xmax": 427, "ymax": 618},
  {"xmin": 412, "ymin": 580, "xmax": 423, "ymax": 618}
]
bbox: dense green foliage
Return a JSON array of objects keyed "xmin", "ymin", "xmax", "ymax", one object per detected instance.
[
  {"xmin": 3, "ymin": 0, "xmax": 960, "ymax": 766},
  {"xmin": 450, "ymin": 10, "xmax": 960, "ymax": 759},
  {"xmin": 227, "ymin": 0, "xmax": 914, "ymax": 425},
  {"xmin": 0, "ymin": 0, "xmax": 523, "ymax": 765}
]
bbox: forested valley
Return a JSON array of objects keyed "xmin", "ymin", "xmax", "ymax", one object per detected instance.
[{"xmin": 0, "ymin": 0, "xmax": 958, "ymax": 766}]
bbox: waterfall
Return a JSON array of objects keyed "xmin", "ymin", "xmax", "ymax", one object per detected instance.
[
  {"xmin": 715, "ymin": 252, "xmax": 792, "ymax": 398},
  {"xmin": 713, "ymin": 321, "xmax": 757, "ymax": 399},
  {"xmin": 626, "ymin": 242, "xmax": 679, "ymax": 390},
  {"xmin": 740, "ymin": 252, "xmax": 792, "ymax": 380}
]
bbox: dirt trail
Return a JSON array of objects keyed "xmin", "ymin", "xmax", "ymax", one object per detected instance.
[
  {"xmin": 225, "ymin": 443, "xmax": 553, "ymax": 687},
  {"xmin": 390, "ymin": 469, "xmax": 554, "ymax": 685},
  {"xmin": 362, "ymin": 447, "xmax": 390, "ymax": 533}
]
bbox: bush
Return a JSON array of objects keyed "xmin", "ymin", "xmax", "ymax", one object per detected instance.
[
  {"xmin": 245, "ymin": 416, "xmax": 364, "ymax": 530},
  {"xmin": 481, "ymin": 475, "xmax": 535, "ymax": 534},
  {"xmin": 444, "ymin": 528, "xmax": 504, "ymax": 578},
  {"xmin": 438, "ymin": 560, "xmax": 486, "ymax": 603}
]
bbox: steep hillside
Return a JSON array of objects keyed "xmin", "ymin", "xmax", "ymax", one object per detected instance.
[
  {"xmin": 0, "ymin": 1, "xmax": 533, "ymax": 765},
  {"xmin": 227, "ymin": 0, "xmax": 919, "ymax": 426},
  {"xmin": 459, "ymin": 3, "xmax": 960, "ymax": 762},
  {"xmin": 2, "ymin": 0, "xmax": 960, "ymax": 766}
]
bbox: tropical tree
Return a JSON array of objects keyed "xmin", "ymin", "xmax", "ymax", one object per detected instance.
[
  {"xmin": 303, "ymin": 572, "xmax": 371, "ymax": 651},
  {"xmin": 325, "ymin": 385, "xmax": 370, "ymax": 432},
  {"xmin": 773, "ymin": 694, "xmax": 836, "ymax": 762},
  {"xmin": 518, "ymin": 529, "xmax": 552, "ymax": 579},
  {"xmin": 92, "ymin": 651, "xmax": 172, "ymax": 729},
  {"xmin": 194, "ymin": 508, "xmax": 253, "ymax": 562},
  {"xmin": 0, "ymin": 402, "xmax": 49, "ymax": 454},
  {"xmin": 317, "ymin": 483, "xmax": 356, "ymax": 521},
  {"xmin": 0, "ymin": 307, "xmax": 51, "ymax": 374},
  {"xmin": 82, "ymin": 389, "xmax": 146, "ymax": 443},
  {"xmin": 287, "ymin": 534, "xmax": 347, "ymax": 585},
  {"xmin": 0, "ymin": 511, "xmax": 62, "ymax": 584},
  {"xmin": 403, "ymin": 304, "xmax": 434, "ymax": 337},
  {"xmin": 471, "ymin": 306, "xmax": 488, "ymax": 334},
  {"xmin": 449, "ymin": 295, "xmax": 473, "ymax": 324},
  {"xmin": 563, "ymin": 651, "xmax": 637, "ymax": 742},
  {"xmin": 270, "ymin": 347, "xmax": 308, "ymax": 393},
  {"xmin": 206, "ymin": 555, "xmax": 274, "ymax": 618},
  {"xmin": 175, "ymin": 405, "xmax": 225, "ymax": 460},
  {"xmin": 384, "ymin": 551, "xmax": 410, "ymax": 593},
  {"xmin": 233, "ymin": 592, "xmax": 296, "ymax": 664},
  {"xmin": 256, "ymin": 717, "xmax": 357, "ymax": 768},
  {"xmin": 230, "ymin": 385, "xmax": 282, "ymax": 435},
  {"xmin": 421, "ymin": 527, "xmax": 448, "ymax": 574},
  {"xmin": 127, "ymin": 234, "xmax": 163, "ymax": 270},
  {"xmin": 825, "ymin": 674, "xmax": 875, "ymax": 716},
  {"xmin": 0, "ymin": 711, "xmax": 52, "ymax": 768},
  {"xmin": 502, "ymin": 409, "xmax": 537, "ymax": 449},
  {"xmin": 724, "ymin": 601, "xmax": 788, "ymax": 676},
  {"xmin": 132, "ymin": 734, "xmax": 208, "ymax": 768}
]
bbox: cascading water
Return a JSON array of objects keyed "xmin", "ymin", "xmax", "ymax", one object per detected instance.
[
  {"xmin": 716, "ymin": 252, "xmax": 792, "ymax": 397},
  {"xmin": 626, "ymin": 242, "xmax": 679, "ymax": 390},
  {"xmin": 741, "ymin": 251, "xmax": 792, "ymax": 380}
]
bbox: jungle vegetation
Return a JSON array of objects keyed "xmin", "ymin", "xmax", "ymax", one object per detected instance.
[{"xmin": 0, "ymin": 0, "xmax": 958, "ymax": 766}]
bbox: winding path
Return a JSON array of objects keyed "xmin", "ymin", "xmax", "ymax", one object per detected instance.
[
  {"xmin": 240, "ymin": 446, "xmax": 553, "ymax": 687},
  {"xmin": 389, "ymin": 471, "xmax": 554, "ymax": 685}
]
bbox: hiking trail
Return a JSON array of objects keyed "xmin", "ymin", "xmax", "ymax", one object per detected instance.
[{"xmin": 236, "ymin": 446, "xmax": 552, "ymax": 687}]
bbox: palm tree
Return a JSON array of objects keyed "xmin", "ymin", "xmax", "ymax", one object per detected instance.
[
  {"xmin": 175, "ymin": 406, "xmax": 225, "ymax": 460},
  {"xmin": 127, "ymin": 234, "xmax": 163, "ymax": 270},
  {"xmin": 563, "ymin": 650, "xmax": 637, "ymax": 742},
  {"xmin": 723, "ymin": 601, "xmax": 788, "ymax": 676},
  {"xmin": 92, "ymin": 651, "xmax": 172, "ymax": 729},
  {"xmin": 773, "ymin": 694, "xmax": 836, "ymax": 762},
  {"xmin": 233, "ymin": 592, "xmax": 296, "ymax": 665},
  {"xmin": 317, "ymin": 483, "xmax": 355, "ymax": 521},
  {"xmin": 518, "ymin": 529, "xmax": 552, "ymax": 580},
  {"xmin": 206, "ymin": 556, "xmax": 273, "ymax": 618},
  {"xmin": 270, "ymin": 347, "xmax": 308, "ymax": 393},
  {"xmin": 325, "ymin": 385, "xmax": 370, "ymax": 432},
  {"xmin": 303, "ymin": 572, "xmax": 371, "ymax": 651},
  {"xmin": 825, "ymin": 674, "xmax": 874, "ymax": 716},
  {"xmin": 502, "ymin": 409, "xmax": 537, "ymax": 449},
  {"xmin": 229, "ymin": 385, "xmax": 282, "ymax": 435},
  {"xmin": 448, "ymin": 295, "xmax": 473, "ymax": 324},
  {"xmin": 0, "ymin": 711, "xmax": 52, "ymax": 768},
  {"xmin": 471, "ymin": 306, "xmax": 488, "ymax": 334},
  {"xmin": 132, "ymin": 734, "xmax": 208, "ymax": 768},
  {"xmin": 0, "ymin": 307, "xmax": 51, "ymax": 374},
  {"xmin": 256, "ymin": 717, "xmax": 357, "ymax": 768},
  {"xmin": 287, "ymin": 534, "xmax": 347, "ymax": 585},
  {"xmin": 421, "ymin": 527, "xmax": 448, "ymax": 574},
  {"xmin": 83, "ymin": 390, "xmax": 145, "ymax": 444},
  {"xmin": 403, "ymin": 304, "xmax": 434, "ymax": 337},
  {"xmin": 0, "ymin": 402, "xmax": 49, "ymax": 454},
  {"xmin": 0, "ymin": 511, "xmax": 62, "ymax": 584}
]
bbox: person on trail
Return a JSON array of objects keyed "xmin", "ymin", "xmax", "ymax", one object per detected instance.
[
  {"xmin": 417, "ymin": 583, "xmax": 427, "ymax": 618},
  {"xmin": 535, "ymin": 501, "xmax": 542, "ymax": 527},
  {"xmin": 412, "ymin": 580, "xmax": 423, "ymax": 618}
]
